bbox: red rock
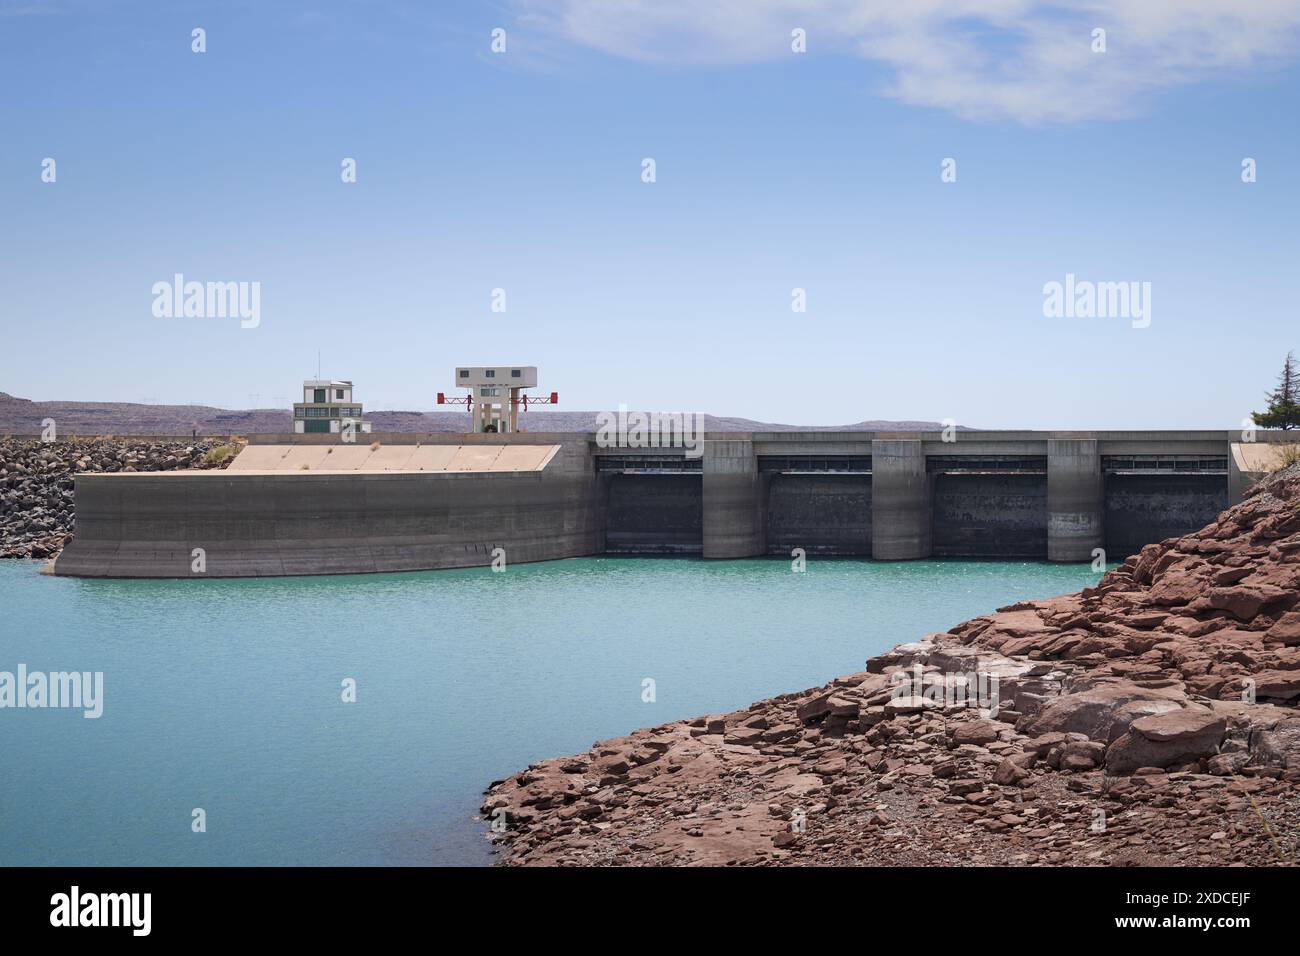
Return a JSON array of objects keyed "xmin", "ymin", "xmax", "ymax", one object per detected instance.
[
  {"xmin": 951, "ymin": 718, "xmax": 1003, "ymax": 746},
  {"xmin": 1251, "ymin": 670, "xmax": 1300, "ymax": 701},
  {"xmin": 812, "ymin": 757, "xmax": 847, "ymax": 777},
  {"xmin": 1105, "ymin": 709, "xmax": 1226, "ymax": 775},
  {"xmin": 1060, "ymin": 740, "xmax": 1106, "ymax": 769},
  {"xmin": 1126, "ymin": 611, "xmax": 1169, "ymax": 630},
  {"xmin": 825, "ymin": 695, "xmax": 860, "ymax": 717},
  {"xmin": 1265, "ymin": 611, "xmax": 1300, "ymax": 646},
  {"xmin": 761, "ymin": 723, "xmax": 802, "ymax": 743},
  {"xmin": 1213, "ymin": 567, "xmax": 1252, "ymax": 586},
  {"xmin": 1129, "ymin": 707, "xmax": 1225, "ymax": 743},
  {"xmin": 884, "ymin": 695, "xmax": 925, "ymax": 716},
  {"xmin": 1020, "ymin": 681, "xmax": 1183, "ymax": 742},
  {"xmin": 1251, "ymin": 717, "xmax": 1300, "ymax": 767},
  {"xmin": 1023, "ymin": 732, "xmax": 1069, "ymax": 755},
  {"xmin": 796, "ymin": 692, "xmax": 837, "ymax": 723},
  {"xmin": 992, "ymin": 757, "xmax": 1029, "ymax": 785},
  {"xmin": 1148, "ymin": 573, "xmax": 1202, "ymax": 606},
  {"xmin": 1060, "ymin": 753, "xmax": 1097, "ymax": 772},
  {"xmin": 1206, "ymin": 585, "xmax": 1291, "ymax": 621},
  {"xmin": 1207, "ymin": 752, "xmax": 1248, "ymax": 775},
  {"xmin": 724, "ymin": 727, "xmax": 765, "ymax": 747}
]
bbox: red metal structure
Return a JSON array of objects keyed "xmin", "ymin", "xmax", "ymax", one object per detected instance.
[{"xmin": 436, "ymin": 391, "xmax": 559, "ymax": 429}]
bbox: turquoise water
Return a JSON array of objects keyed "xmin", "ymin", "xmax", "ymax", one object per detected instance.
[{"xmin": 0, "ymin": 556, "xmax": 1101, "ymax": 866}]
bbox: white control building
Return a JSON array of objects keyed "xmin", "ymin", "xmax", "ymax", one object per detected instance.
[
  {"xmin": 446, "ymin": 366, "xmax": 549, "ymax": 433},
  {"xmin": 293, "ymin": 379, "xmax": 373, "ymax": 435}
]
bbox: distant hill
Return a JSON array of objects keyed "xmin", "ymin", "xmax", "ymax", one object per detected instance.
[{"xmin": 0, "ymin": 392, "xmax": 965, "ymax": 436}]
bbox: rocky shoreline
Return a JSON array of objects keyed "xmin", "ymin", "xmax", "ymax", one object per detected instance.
[
  {"xmin": 0, "ymin": 437, "xmax": 237, "ymax": 560},
  {"xmin": 482, "ymin": 465, "xmax": 1300, "ymax": 866}
]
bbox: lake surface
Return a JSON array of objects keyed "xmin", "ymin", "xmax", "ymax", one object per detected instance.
[{"xmin": 0, "ymin": 556, "xmax": 1102, "ymax": 866}]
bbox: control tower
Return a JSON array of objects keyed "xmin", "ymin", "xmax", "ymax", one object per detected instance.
[
  {"xmin": 437, "ymin": 366, "xmax": 557, "ymax": 433},
  {"xmin": 293, "ymin": 379, "xmax": 372, "ymax": 435}
]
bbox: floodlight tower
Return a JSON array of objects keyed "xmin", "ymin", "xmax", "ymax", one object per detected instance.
[{"xmin": 437, "ymin": 366, "xmax": 558, "ymax": 433}]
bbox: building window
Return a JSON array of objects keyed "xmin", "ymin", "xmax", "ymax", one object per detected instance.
[
  {"xmin": 459, "ymin": 369, "xmax": 469, "ymax": 378},
  {"xmin": 485, "ymin": 369, "xmax": 495, "ymax": 378},
  {"xmin": 314, "ymin": 388, "xmax": 326, "ymax": 403},
  {"xmin": 335, "ymin": 389, "xmax": 344, "ymax": 400},
  {"xmin": 511, "ymin": 369, "xmax": 521, "ymax": 378}
]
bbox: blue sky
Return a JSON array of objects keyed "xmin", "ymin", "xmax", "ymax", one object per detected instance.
[{"xmin": 2, "ymin": 0, "xmax": 1298, "ymax": 427}]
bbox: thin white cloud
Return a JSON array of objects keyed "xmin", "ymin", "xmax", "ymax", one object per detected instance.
[{"xmin": 513, "ymin": 0, "xmax": 1300, "ymax": 123}]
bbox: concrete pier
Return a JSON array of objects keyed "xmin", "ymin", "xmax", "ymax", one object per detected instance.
[
  {"xmin": 1047, "ymin": 439, "xmax": 1104, "ymax": 562},
  {"xmin": 870, "ymin": 440, "xmax": 932, "ymax": 560},
  {"xmin": 702, "ymin": 440, "xmax": 766, "ymax": 559}
]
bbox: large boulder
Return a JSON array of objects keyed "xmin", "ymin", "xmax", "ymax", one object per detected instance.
[
  {"xmin": 1251, "ymin": 670, "xmax": 1300, "ymax": 702},
  {"xmin": 1147, "ymin": 572, "xmax": 1203, "ymax": 607},
  {"xmin": 951, "ymin": 718, "xmax": 1004, "ymax": 746},
  {"xmin": 1206, "ymin": 585, "xmax": 1292, "ymax": 621},
  {"xmin": 1104, "ymin": 707, "xmax": 1226, "ymax": 774},
  {"xmin": 1019, "ymin": 681, "xmax": 1185, "ymax": 742},
  {"xmin": 1264, "ymin": 611, "xmax": 1300, "ymax": 646}
]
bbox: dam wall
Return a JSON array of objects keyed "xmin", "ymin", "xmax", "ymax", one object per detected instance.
[
  {"xmin": 54, "ymin": 437, "xmax": 601, "ymax": 578},
  {"xmin": 52, "ymin": 430, "xmax": 1288, "ymax": 577}
]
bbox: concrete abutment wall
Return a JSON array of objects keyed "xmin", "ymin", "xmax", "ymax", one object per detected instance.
[{"xmin": 56, "ymin": 438, "xmax": 602, "ymax": 577}]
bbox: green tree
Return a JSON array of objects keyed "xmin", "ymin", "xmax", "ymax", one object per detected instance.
[{"xmin": 1252, "ymin": 351, "xmax": 1300, "ymax": 430}]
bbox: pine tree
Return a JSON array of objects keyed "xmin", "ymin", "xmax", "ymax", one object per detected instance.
[{"xmin": 1252, "ymin": 352, "xmax": 1300, "ymax": 430}]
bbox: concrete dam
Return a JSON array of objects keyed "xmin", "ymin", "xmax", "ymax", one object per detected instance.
[{"xmin": 52, "ymin": 430, "xmax": 1281, "ymax": 578}]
